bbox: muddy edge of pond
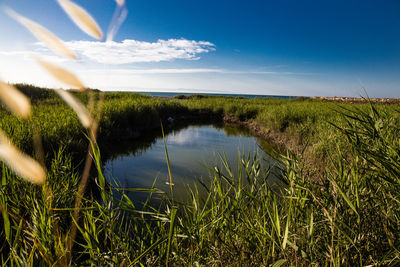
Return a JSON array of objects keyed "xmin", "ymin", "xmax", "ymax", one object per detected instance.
[{"xmin": 223, "ymin": 114, "xmax": 326, "ymax": 179}]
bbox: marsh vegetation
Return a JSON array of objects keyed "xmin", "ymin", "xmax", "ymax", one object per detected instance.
[{"xmin": 0, "ymin": 85, "xmax": 399, "ymax": 265}]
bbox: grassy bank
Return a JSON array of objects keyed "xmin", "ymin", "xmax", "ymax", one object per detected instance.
[
  {"xmin": 1, "ymin": 85, "xmax": 400, "ymax": 265},
  {"xmin": 3, "ymin": 84, "xmax": 398, "ymax": 166}
]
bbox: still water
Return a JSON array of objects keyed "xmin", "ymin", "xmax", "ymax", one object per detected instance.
[{"xmin": 104, "ymin": 123, "xmax": 281, "ymax": 202}]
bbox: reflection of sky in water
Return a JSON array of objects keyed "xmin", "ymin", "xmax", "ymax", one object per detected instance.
[
  {"xmin": 166, "ymin": 128, "xmax": 201, "ymax": 146},
  {"xmin": 104, "ymin": 125, "xmax": 278, "ymax": 201}
]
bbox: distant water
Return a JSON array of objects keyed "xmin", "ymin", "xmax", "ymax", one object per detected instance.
[{"xmin": 137, "ymin": 92, "xmax": 297, "ymax": 99}]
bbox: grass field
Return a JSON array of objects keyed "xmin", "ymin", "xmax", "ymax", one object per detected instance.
[{"xmin": 1, "ymin": 84, "xmax": 400, "ymax": 265}]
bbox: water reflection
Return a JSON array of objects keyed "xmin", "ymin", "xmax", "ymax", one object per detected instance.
[{"xmin": 103, "ymin": 123, "xmax": 282, "ymax": 203}]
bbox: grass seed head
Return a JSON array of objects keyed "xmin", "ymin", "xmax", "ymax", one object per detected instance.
[
  {"xmin": 33, "ymin": 56, "xmax": 85, "ymax": 89},
  {"xmin": 55, "ymin": 89, "xmax": 92, "ymax": 128},
  {"xmin": 0, "ymin": 80, "xmax": 31, "ymax": 119},
  {"xmin": 115, "ymin": 0, "xmax": 125, "ymax": 6},
  {"xmin": 6, "ymin": 8, "xmax": 77, "ymax": 60},
  {"xmin": 57, "ymin": 0, "xmax": 103, "ymax": 40},
  {"xmin": 0, "ymin": 131, "xmax": 46, "ymax": 185}
]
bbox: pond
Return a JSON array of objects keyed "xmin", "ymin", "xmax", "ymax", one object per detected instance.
[{"xmin": 103, "ymin": 123, "xmax": 283, "ymax": 203}]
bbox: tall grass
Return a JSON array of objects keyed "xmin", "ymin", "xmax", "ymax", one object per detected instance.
[
  {"xmin": 169, "ymin": 100, "xmax": 400, "ymax": 265},
  {"xmin": 3, "ymin": 90, "xmax": 396, "ymax": 164},
  {"xmin": 2, "ymin": 97, "xmax": 400, "ymax": 265},
  {"xmin": 1, "ymin": 92, "xmax": 400, "ymax": 264}
]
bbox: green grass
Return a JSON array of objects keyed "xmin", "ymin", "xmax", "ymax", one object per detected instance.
[{"xmin": 1, "ymin": 85, "xmax": 400, "ymax": 265}]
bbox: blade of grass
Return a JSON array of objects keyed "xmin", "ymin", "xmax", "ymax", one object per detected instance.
[
  {"xmin": 166, "ymin": 207, "xmax": 177, "ymax": 265},
  {"xmin": 161, "ymin": 122, "xmax": 174, "ymax": 201}
]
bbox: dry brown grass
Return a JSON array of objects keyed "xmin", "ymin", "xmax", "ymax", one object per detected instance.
[
  {"xmin": 0, "ymin": 131, "xmax": 46, "ymax": 184},
  {"xmin": 57, "ymin": 0, "xmax": 103, "ymax": 40},
  {"xmin": 6, "ymin": 8, "xmax": 77, "ymax": 59},
  {"xmin": 0, "ymin": 80, "xmax": 31, "ymax": 119}
]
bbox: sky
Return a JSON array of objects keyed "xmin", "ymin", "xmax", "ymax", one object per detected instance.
[{"xmin": 0, "ymin": 0, "xmax": 399, "ymax": 97}]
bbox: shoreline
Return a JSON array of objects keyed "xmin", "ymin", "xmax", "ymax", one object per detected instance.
[{"xmin": 310, "ymin": 96, "xmax": 400, "ymax": 104}]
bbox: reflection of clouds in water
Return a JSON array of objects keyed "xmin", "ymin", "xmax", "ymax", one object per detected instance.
[
  {"xmin": 104, "ymin": 124, "xmax": 278, "ymax": 203},
  {"xmin": 166, "ymin": 128, "xmax": 201, "ymax": 146}
]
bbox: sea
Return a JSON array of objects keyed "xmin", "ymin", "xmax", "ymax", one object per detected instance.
[{"xmin": 135, "ymin": 92, "xmax": 298, "ymax": 99}]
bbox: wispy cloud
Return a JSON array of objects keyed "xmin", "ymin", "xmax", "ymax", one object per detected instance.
[
  {"xmin": 83, "ymin": 68, "xmax": 311, "ymax": 75},
  {"xmin": 63, "ymin": 39, "xmax": 215, "ymax": 64},
  {"xmin": 85, "ymin": 68, "xmax": 224, "ymax": 74},
  {"xmin": 0, "ymin": 50, "xmax": 68, "ymax": 63},
  {"xmin": 0, "ymin": 51, "xmax": 31, "ymax": 56}
]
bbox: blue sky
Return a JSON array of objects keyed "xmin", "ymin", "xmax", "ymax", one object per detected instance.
[{"xmin": 0, "ymin": 0, "xmax": 399, "ymax": 97}]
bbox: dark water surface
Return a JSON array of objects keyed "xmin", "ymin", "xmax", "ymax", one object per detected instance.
[{"xmin": 104, "ymin": 124, "xmax": 282, "ymax": 203}]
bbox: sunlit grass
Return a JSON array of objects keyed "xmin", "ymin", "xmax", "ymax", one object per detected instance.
[{"xmin": 1, "ymin": 87, "xmax": 399, "ymax": 265}]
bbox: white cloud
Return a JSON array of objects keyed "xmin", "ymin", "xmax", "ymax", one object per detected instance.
[
  {"xmin": 1, "ymin": 38, "xmax": 215, "ymax": 65},
  {"xmin": 62, "ymin": 39, "xmax": 215, "ymax": 64}
]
